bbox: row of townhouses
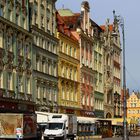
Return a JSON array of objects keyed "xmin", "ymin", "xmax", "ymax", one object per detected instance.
[{"xmin": 0, "ymin": 0, "xmax": 122, "ymax": 118}]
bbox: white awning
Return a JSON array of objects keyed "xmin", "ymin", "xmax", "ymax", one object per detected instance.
[{"xmin": 77, "ymin": 117, "xmax": 98, "ymax": 124}]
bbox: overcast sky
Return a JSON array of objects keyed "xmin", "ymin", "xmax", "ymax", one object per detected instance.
[{"xmin": 56, "ymin": 0, "xmax": 140, "ymax": 92}]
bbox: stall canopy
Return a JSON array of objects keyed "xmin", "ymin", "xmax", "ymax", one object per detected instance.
[
  {"xmin": 106, "ymin": 118, "xmax": 131, "ymax": 126},
  {"xmin": 77, "ymin": 117, "xmax": 98, "ymax": 124}
]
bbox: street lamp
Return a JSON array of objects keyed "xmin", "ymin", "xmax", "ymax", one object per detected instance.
[{"xmin": 113, "ymin": 10, "xmax": 129, "ymax": 140}]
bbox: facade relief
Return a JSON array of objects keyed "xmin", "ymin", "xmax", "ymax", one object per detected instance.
[{"xmin": 103, "ymin": 19, "xmax": 114, "ymax": 118}]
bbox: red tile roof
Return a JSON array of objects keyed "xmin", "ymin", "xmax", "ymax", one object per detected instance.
[
  {"xmin": 56, "ymin": 11, "xmax": 78, "ymax": 41},
  {"xmin": 100, "ymin": 24, "xmax": 113, "ymax": 32},
  {"xmin": 71, "ymin": 31, "xmax": 80, "ymax": 40},
  {"xmin": 61, "ymin": 14, "xmax": 80, "ymax": 29}
]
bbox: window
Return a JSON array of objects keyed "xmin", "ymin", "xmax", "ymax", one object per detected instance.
[
  {"xmin": 42, "ymin": 59, "xmax": 45, "ymax": 73},
  {"xmin": 0, "ymin": 5, "xmax": 4, "ymax": 17},
  {"xmin": 25, "ymin": 44, "xmax": 30, "ymax": 58},
  {"xmin": 42, "ymin": 39, "xmax": 45, "ymax": 49},
  {"xmin": 69, "ymin": 68, "xmax": 72, "ymax": 79},
  {"xmin": 74, "ymin": 86, "xmax": 77, "ymax": 101},
  {"xmin": 48, "ymin": 60, "xmax": 51, "ymax": 75},
  {"xmin": 0, "ymin": 71, "xmax": 3, "ymax": 88},
  {"xmin": 23, "ymin": 17, "xmax": 26, "ymax": 29},
  {"xmin": 7, "ymin": 9, "xmax": 11, "ymax": 21},
  {"xmin": 62, "ymin": 66, "xmax": 65, "ymax": 77},
  {"xmin": 18, "ymin": 41, "xmax": 23, "ymax": 55},
  {"xmin": 94, "ymin": 52, "xmax": 97, "ymax": 60},
  {"xmin": 62, "ymin": 86, "xmax": 65, "ymax": 99},
  {"xmin": 86, "ymin": 59, "xmax": 88, "ymax": 66},
  {"xmin": 37, "ymin": 85, "xmax": 40, "ymax": 99},
  {"xmin": 47, "ymin": 19, "xmax": 50, "ymax": 32},
  {"xmin": 52, "ymin": 44, "xmax": 56, "ymax": 53},
  {"xmin": 66, "ymin": 44, "xmax": 68, "ymax": 54},
  {"xmin": 48, "ymin": 41, "xmax": 50, "ymax": 51},
  {"xmin": 18, "ymin": 75, "xmax": 23, "ymax": 92},
  {"xmin": 70, "ymin": 46, "xmax": 72, "ymax": 56},
  {"xmin": 7, "ymin": 73, "xmax": 12, "ymax": 90},
  {"xmin": 36, "ymin": 58, "xmax": 39, "ymax": 71},
  {"xmin": 41, "ymin": 15, "xmax": 44, "ymax": 27},
  {"xmin": 67, "ymin": 89, "xmax": 69, "ymax": 100},
  {"xmin": 61, "ymin": 41, "xmax": 64, "ymax": 52},
  {"xmin": 16, "ymin": 14, "xmax": 19, "ymax": 25},
  {"xmin": 43, "ymin": 87, "xmax": 46, "ymax": 98},
  {"xmin": 74, "ymin": 69, "xmax": 77, "ymax": 81},
  {"xmin": 49, "ymin": 87, "xmax": 51, "ymax": 101},
  {"xmin": 0, "ymin": 32, "xmax": 3, "ymax": 48},
  {"xmin": 53, "ymin": 63, "xmax": 57, "ymax": 77},
  {"xmin": 34, "ymin": 12, "xmax": 37, "ymax": 25},
  {"xmin": 74, "ymin": 48, "xmax": 76, "ymax": 58},
  {"xmin": 66, "ymin": 67, "xmax": 68, "ymax": 78},
  {"xmin": 87, "ymin": 95, "xmax": 89, "ymax": 106},
  {"xmin": 82, "ymin": 94, "xmax": 85, "ymax": 105},
  {"xmin": 54, "ymin": 89, "xmax": 57, "ymax": 102},
  {"xmin": 99, "ymin": 73, "xmax": 102, "ymax": 83},
  {"xmin": 27, "ymin": 78, "xmax": 30, "ymax": 94},
  {"xmin": 37, "ymin": 36, "xmax": 39, "ymax": 46},
  {"xmin": 81, "ymin": 56, "xmax": 84, "ymax": 64},
  {"xmin": 7, "ymin": 36, "xmax": 11, "ymax": 51}
]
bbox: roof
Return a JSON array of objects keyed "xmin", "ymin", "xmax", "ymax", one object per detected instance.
[
  {"xmin": 58, "ymin": 9, "xmax": 75, "ymax": 16},
  {"xmin": 56, "ymin": 11, "xmax": 78, "ymax": 41},
  {"xmin": 100, "ymin": 24, "xmax": 113, "ymax": 32},
  {"xmin": 58, "ymin": 9, "xmax": 80, "ymax": 30},
  {"xmin": 71, "ymin": 31, "xmax": 80, "ymax": 40},
  {"xmin": 90, "ymin": 19, "xmax": 103, "ymax": 32},
  {"xmin": 61, "ymin": 14, "xmax": 80, "ymax": 27}
]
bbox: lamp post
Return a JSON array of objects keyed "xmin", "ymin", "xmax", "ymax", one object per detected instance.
[{"xmin": 113, "ymin": 10, "xmax": 129, "ymax": 140}]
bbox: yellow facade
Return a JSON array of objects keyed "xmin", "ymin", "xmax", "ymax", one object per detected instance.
[
  {"xmin": 127, "ymin": 92, "xmax": 140, "ymax": 124},
  {"xmin": 57, "ymin": 32, "xmax": 81, "ymax": 115}
]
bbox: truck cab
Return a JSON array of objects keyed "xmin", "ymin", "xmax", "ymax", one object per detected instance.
[
  {"xmin": 44, "ymin": 114, "xmax": 76, "ymax": 140},
  {"xmin": 44, "ymin": 120, "xmax": 66, "ymax": 140}
]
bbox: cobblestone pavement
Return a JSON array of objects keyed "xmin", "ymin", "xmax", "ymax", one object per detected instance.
[{"xmin": 102, "ymin": 136, "xmax": 140, "ymax": 140}]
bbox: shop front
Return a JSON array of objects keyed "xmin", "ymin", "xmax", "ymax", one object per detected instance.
[{"xmin": 0, "ymin": 98, "xmax": 35, "ymax": 113}]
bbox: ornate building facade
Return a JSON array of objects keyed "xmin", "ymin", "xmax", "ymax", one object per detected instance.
[
  {"xmin": 127, "ymin": 91, "xmax": 140, "ymax": 126},
  {"xmin": 0, "ymin": 0, "xmax": 123, "ymax": 117},
  {"xmin": 90, "ymin": 20, "xmax": 104, "ymax": 118},
  {"xmin": 101, "ymin": 15, "xmax": 122, "ymax": 118},
  {"xmin": 56, "ymin": 12, "xmax": 81, "ymax": 115},
  {"xmin": 78, "ymin": 2, "xmax": 94, "ymax": 117},
  {"xmin": 112, "ymin": 12, "xmax": 122, "ymax": 118},
  {"xmin": 0, "ymin": 0, "xmax": 35, "ymax": 113},
  {"xmin": 58, "ymin": 1, "xmax": 95, "ymax": 117},
  {"xmin": 29, "ymin": 0, "xmax": 59, "ymax": 112}
]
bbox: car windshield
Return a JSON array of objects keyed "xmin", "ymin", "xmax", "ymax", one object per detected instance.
[{"xmin": 47, "ymin": 123, "xmax": 63, "ymax": 130}]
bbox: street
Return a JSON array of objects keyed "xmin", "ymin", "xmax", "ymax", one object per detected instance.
[{"xmin": 103, "ymin": 136, "xmax": 140, "ymax": 140}]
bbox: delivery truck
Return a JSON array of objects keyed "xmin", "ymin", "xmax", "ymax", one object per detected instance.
[
  {"xmin": 44, "ymin": 114, "xmax": 77, "ymax": 140},
  {"xmin": 0, "ymin": 113, "xmax": 37, "ymax": 139}
]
